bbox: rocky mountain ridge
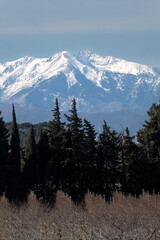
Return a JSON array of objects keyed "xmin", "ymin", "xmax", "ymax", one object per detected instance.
[{"xmin": 0, "ymin": 50, "xmax": 159, "ymax": 112}]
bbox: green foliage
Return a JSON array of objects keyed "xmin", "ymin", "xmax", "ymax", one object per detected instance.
[
  {"xmin": 83, "ymin": 118, "xmax": 97, "ymax": 193},
  {"xmin": 37, "ymin": 129, "xmax": 50, "ymax": 184},
  {"xmin": 65, "ymin": 99, "xmax": 85, "ymax": 164},
  {"xmin": 137, "ymin": 101, "xmax": 160, "ymax": 192},
  {"xmin": 6, "ymin": 122, "xmax": 48, "ymax": 147},
  {"xmin": 1, "ymin": 99, "xmax": 160, "ymax": 204},
  {"xmin": 24, "ymin": 125, "xmax": 35, "ymax": 160},
  {"xmin": 47, "ymin": 99, "xmax": 65, "ymax": 189},
  {"xmin": 137, "ymin": 102, "xmax": 160, "ymax": 162},
  {"xmin": 23, "ymin": 125, "xmax": 37, "ymax": 192},
  {"xmin": 0, "ymin": 111, "xmax": 9, "ymax": 195},
  {"xmin": 64, "ymin": 98, "xmax": 87, "ymax": 204},
  {"xmin": 48, "ymin": 98, "xmax": 65, "ymax": 150},
  {"xmin": 96, "ymin": 120, "xmax": 118, "ymax": 199},
  {"xmin": 121, "ymin": 127, "xmax": 138, "ymax": 193},
  {"xmin": 35, "ymin": 129, "xmax": 55, "ymax": 203},
  {"xmin": 10, "ymin": 104, "xmax": 21, "ymax": 172},
  {"xmin": 6, "ymin": 104, "xmax": 22, "ymax": 202},
  {"xmin": 0, "ymin": 112, "xmax": 9, "ymax": 162}
]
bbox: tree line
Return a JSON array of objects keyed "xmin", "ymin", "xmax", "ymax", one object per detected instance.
[
  {"xmin": 0, "ymin": 99, "xmax": 160, "ymax": 204},
  {"xmin": 6, "ymin": 121, "xmax": 48, "ymax": 147}
]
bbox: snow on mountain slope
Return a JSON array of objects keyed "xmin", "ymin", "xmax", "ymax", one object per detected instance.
[
  {"xmin": 78, "ymin": 49, "xmax": 155, "ymax": 75},
  {"xmin": 0, "ymin": 50, "xmax": 159, "ymax": 112}
]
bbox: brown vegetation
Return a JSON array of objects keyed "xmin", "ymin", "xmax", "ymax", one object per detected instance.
[{"xmin": 0, "ymin": 191, "xmax": 160, "ymax": 239}]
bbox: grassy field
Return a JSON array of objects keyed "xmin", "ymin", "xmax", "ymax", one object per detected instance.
[{"xmin": 0, "ymin": 191, "xmax": 160, "ymax": 239}]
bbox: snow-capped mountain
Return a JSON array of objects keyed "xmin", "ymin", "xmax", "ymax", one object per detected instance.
[{"xmin": 0, "ymin": 50, "xmax": 159, "ymax": 113}]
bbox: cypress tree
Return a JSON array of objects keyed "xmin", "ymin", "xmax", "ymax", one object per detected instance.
[
  {"xmin": 7, "ymin": 104, "xmax": 21, "ymax": 202},
  {"xmin": 10, "ymin": 104, "xmax": 21, "ymax": 172},
  {"xmin": 37, "ymin": 129, "xmax": 50, "ymax": 184},
  {"xmin": 83, "ymin": 118, "xmax": 97, "ymax": 192},
  {"xmin": 23, "ymin": 125, "xmax": 37, "ymax": 192},
  {"xmin": 0, "ymin": 111, "xmax": 9, "ymax": 196},
  {"xmin": 36, "ymin": 129, "xmax": 51, "ymax": 202}
]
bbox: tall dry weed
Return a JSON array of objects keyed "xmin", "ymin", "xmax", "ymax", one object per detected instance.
[{"xmin": 0, "ymin": 191, "xmax": 160, "ymax": 239}]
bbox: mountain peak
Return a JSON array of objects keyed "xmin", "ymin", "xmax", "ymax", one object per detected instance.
[
  {"xmin": 78, "ymin": 49, "xmax": 93, "ymax": 58},
  {"xmin": 48, "ymin": 51, "xmax": 75, "ymax": 64},
  {"xmin": 0, "ymin": 50, "xmax": 159, "ymax": 113}
]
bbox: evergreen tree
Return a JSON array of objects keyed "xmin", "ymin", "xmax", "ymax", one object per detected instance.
[
  {"xmin": 137, "ymin": 102, "xmax": 160, "ymax": 191},
  {"xmin": 64, "ymin": 98, "xmax": 86, "ymax": 204},
  {"xmin": 7, "ymin": 104, "xmax": 22, "ymax": 202},
  {"xmin": 0, "ymin": 111, "xmax": 9, "ymax": 196},
  {"xmin": 36, "ymin": 129, "xmax": 51, "ymax": 202},
  {"xmin": 121, "ymin": 127, "xmax": 136, "ymax": 193},
  {"xmin": 62, "ymin": 128, "xmax": 75, "ymax": 194},
  {"xmin": 48, "ymin": 98, "xmax": 65, "ymax": 145},
  {"xmin": 64, "ymin": 98, "xmax": 84, "ymax": 160},
  {"xmin": 47, "ymin": 98, "xmax": 65, "ymax": 191},
  {"xmin": 97, "ymin": 120, "xmax": 118, "ymax": 199},
  {"xmin": 137, "ymin": 102, "xmax": 160, "ymax": 163},
  {"xmin": 10, "ymin": 104, "xmax": 21, "ymax": 172},
  {"xmin": 83, "ymin": 118, "xmax": 97, "ymax": 192},
  {"xmin": 117, "ymin": 132, "xmax": 126, "ymax": 192},
  {"xmin": 37, "ymin": 130, "xmax": 50, "ymax": 184},
  {"xmin": 121, "ymin": 127, "xmax": 148, "ymax": 195},
  {"xmin": 23, "ymin": 125, "xmax": 37, "ymax": 192}
]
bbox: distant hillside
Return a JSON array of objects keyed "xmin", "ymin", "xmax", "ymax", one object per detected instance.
[{"xmin": 6, "ymin": 122, "xmax": 48, "ymax": 147}]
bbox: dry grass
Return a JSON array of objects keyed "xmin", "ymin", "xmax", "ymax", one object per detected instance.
[{"xmin": 0, "ymin": 191, "xmax": 160, "ymax": 239}]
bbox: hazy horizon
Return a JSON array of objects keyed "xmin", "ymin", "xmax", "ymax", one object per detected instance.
[{"xmin": 0, "ymin": 0, "xmax": 160, "ymax": 67}]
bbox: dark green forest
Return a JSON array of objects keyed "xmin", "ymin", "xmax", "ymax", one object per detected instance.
[
  {"xmin": 6, "ymin": 121, "xmax": 48, "ymax": 147},
  {"xmin": 0, "ymin": 99, "xmax": 160, "ymax": 205}
]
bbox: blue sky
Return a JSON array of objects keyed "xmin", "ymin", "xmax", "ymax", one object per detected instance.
[{"xmin": 0, "ymin": 0, "xmax": 160, "ymax": 67}]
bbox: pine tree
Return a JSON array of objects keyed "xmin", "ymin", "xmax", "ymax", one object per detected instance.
[
  {"xmin": 64, "ymin": 98, "xmax": 85, "ymax": 164},
  {"xmin": 37, "ymin": 130, "xmax": 50, "ymax": 184},
  {"xmin": 48, "ymin": 98, "xmax": 65, "ymax": 145},
  {"xmin": 62, "ymin": 128, "xmax": 75, "ymax": 194},
  {"xmin": 23, "ymin": 125, "xmax": 37, "ymax": 192},
  {"xmin": 97, "ymin": 120, "xmax": 118, "ymax": 199},
  {"xmin": 121, "ymin": 127, "xmax": 148, "ymax": 195},
  {"xmin": 121, "ymin": 127, "xmax": 136, "ymax": 193},
  {"xmin": 0, "ymin": 111, "xmax": 9, "ymax": 196},
  {"xmin": 117, "ymin": 132, "xmax": 126, "ymax": 193},
  {"xmin": 7, "ymin": 104, "xmax": 22, "ymax": 202},
  {"xmin": 47, "ymin": 98, "xmax": 65, "ymax": 192},
  {"xmin": 10, "ymin": 104, "xmax": 21, "ymax": 172},
  {"xmin": 36, "ymin": 129, "xmax": 51, "ymax": 202},
  {"xmin": 83, "ymin": 118, "xmax": 97, "ymax": 192},
  {"xmin": 64, "ymin": 98, "xmax": 86, "ymax": 204},
  {"xmin": 137, "ymin": 101, "xmax": 160, "ymax": 192},
  {"xmin": 137, "ymin": 102, "xmax": 160, "ymax": 163}
]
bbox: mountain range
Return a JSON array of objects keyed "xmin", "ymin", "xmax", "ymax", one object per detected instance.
[{"xmin": 0, "ymin": 50, "xmax": 159, "ymax": 134}]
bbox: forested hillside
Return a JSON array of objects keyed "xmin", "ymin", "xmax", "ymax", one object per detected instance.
[{"xmin": 5, "ymin": 122, "xmax": 48, "ymax": 147}]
